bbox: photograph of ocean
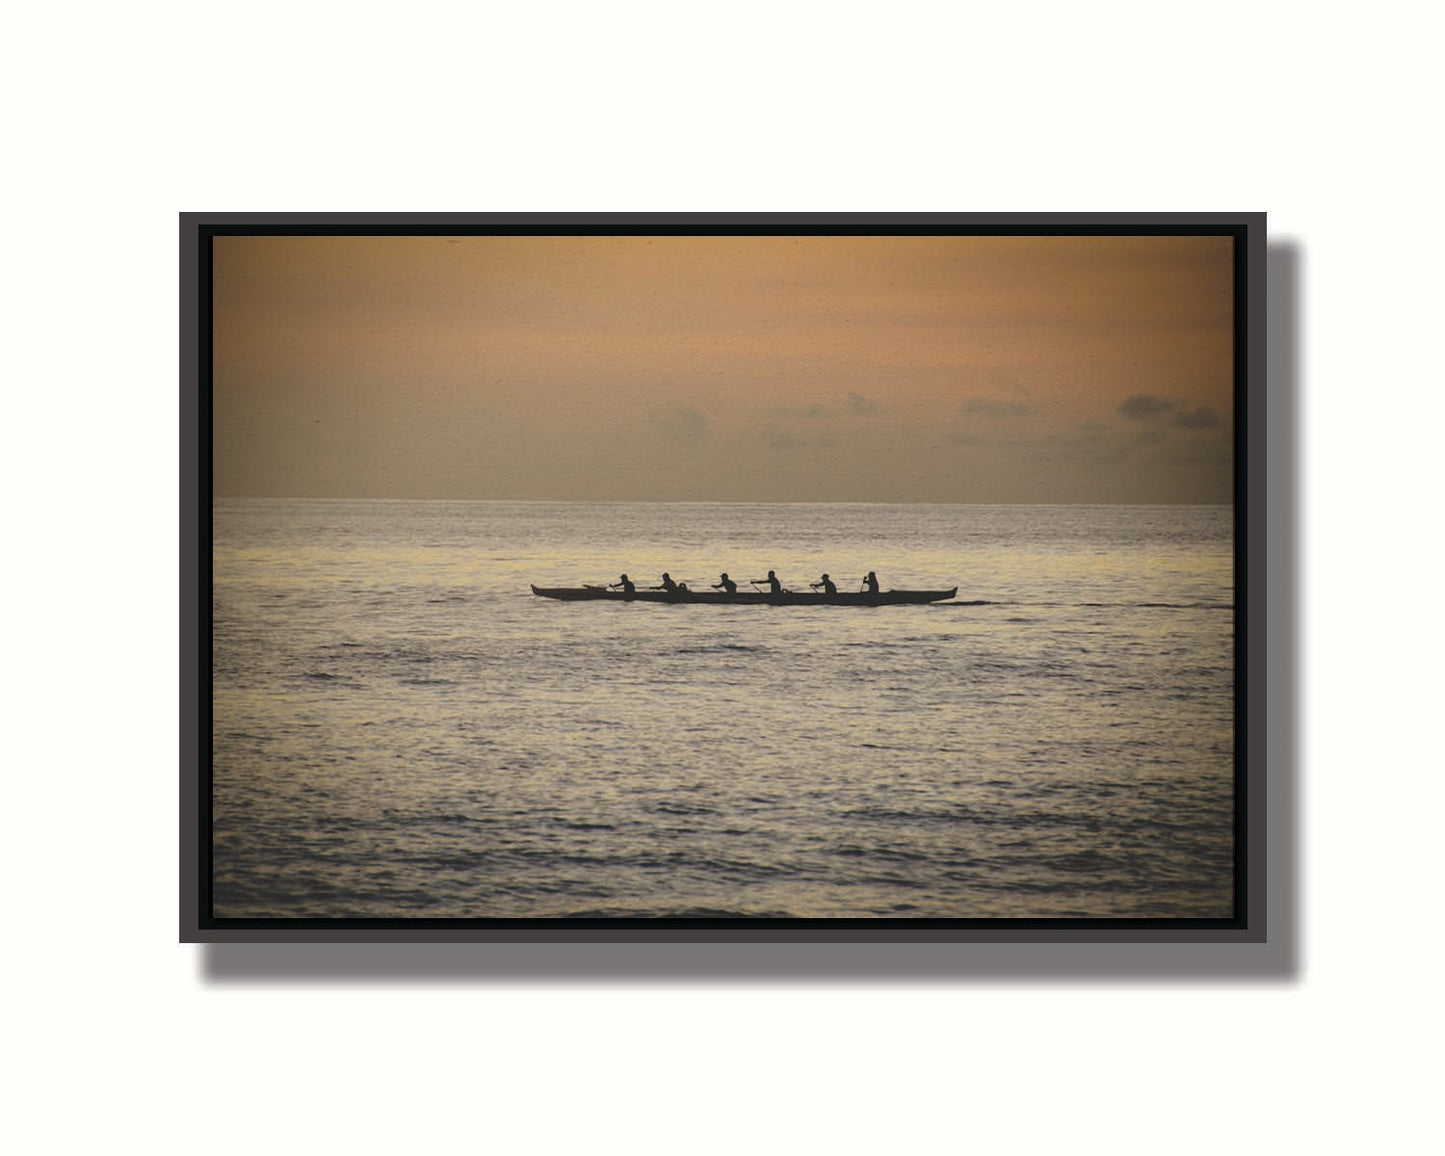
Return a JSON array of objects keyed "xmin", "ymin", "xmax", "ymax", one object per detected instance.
[{"xmin": 212, "ymin": 498, "xmax": 1234, "ymax": 919}]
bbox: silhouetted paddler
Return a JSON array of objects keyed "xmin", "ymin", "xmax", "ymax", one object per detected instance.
[
  {"xmin": 861, "ymin": 571, "xmax": 879, "ymax": 595},
  {"xmin": 652, "ymin": 572, "xmax": 678, "ymax": 592},
  {"xmin": 811, "ymin": 573, "xmax": 837, "ymax": 595},
  {"xmin": 712, "ymin": 572, "xmax": 737, "ymax": 594},
  {"xmin": 609, "ymin": 574, "xmax": 635, "ymax": 596},
  {"xmin": 751, "ymin": 570, "xmax": 784, "ymax": 595}
]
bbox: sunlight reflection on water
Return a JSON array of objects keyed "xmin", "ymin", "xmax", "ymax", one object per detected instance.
[{"xmin": 212, "ymin": 500, "xmax": 1234, "ymax": 919}]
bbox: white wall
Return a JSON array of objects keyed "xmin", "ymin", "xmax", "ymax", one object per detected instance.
[{"xmin": 7, "ymin": 2, "xmax": 1438, "ymax": 1152}]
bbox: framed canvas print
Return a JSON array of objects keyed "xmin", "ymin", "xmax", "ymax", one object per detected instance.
[{"xmin": 181, "ymin": 213, "xmax": 1266, "ymax": 943}]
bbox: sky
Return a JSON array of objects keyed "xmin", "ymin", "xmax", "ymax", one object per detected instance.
[{"xmin": 212, "ymin": 233, "xmax": 1234, "ymax": 502}]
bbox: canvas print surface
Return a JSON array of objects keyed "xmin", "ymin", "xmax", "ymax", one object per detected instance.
[{"xmin": 208, "ymin": 230, "xmax": 1239, "ymax": 922}]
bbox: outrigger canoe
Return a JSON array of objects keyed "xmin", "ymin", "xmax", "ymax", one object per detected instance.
[{"xmin": 531, "ymin": 584, "xmax": 958, "ymax": 605}]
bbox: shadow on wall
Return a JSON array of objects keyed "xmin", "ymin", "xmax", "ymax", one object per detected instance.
[{"xmin": 195, "ymin": 240, "xmax": 1302, "ymax": 987}]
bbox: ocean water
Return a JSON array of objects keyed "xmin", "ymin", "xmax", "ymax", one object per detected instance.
[{"xmin": 210, "ymin": 500, "xmax": 1236, "ymax": 920}]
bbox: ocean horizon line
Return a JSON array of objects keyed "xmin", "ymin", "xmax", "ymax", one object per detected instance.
[{"xmin": 212, "ymin": 496, "xmax": 1233, "ymax": 508}]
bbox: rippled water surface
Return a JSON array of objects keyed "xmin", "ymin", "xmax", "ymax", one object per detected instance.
[{"xmin": 211, "ymin": 500, "xmax": 1235, "ymax": 919}]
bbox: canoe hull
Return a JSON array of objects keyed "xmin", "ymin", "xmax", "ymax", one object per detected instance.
[{"xmin": 530, "ymin": 585, "xmax": 958, "ymax": 605}]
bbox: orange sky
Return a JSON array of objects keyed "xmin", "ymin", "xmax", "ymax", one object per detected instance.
[{"xmin": 212, "ymin": 233, "xmax": 1234, "ymax": 502}]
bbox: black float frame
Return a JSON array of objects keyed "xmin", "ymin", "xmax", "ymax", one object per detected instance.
[{"xmin": 181, "ymin": 212, "xmax": 1269, "ymax": 945}]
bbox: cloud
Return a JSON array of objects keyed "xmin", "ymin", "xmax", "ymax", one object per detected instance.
[
  {"xmin": 1058, "ymin": 422, "xmax": 1108, "ymax": 447},
  {"xmin": 948, "ymin": 430, "xmax": 987, "ymax": 446},
  {"xmin": 760, "ymin": 424, "xmax": 797, "ymax": 450},
  {"xmin": 759, "ymin": 423, "xmax": 836, "ymax": 451},
  {"xmin": 1117, "ymin": 393, "xmax": 1174, "ymax": 422},
  {"xmin": 963, "ymin": 397, "xmax": 1033, "ymax": 419},
  {"xmin": 1117, "ymin": 394, "xmax": 1225, "ymax": 431},
  {"xmin": 770, "ymin": 402, "xmax": 828, "ymax": 419},
  {"xmin": 1171, "ymin": 404, "xmax": 1222, "ymax": 430},
  {"xmin": 655, "ymin": 405, "xmax": 708, "ymax": 443},
  {"xmin": 847, "ymin": 391, "xmax": 879, "ymax": 416}
]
